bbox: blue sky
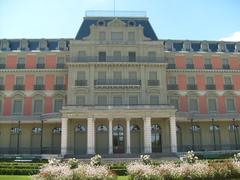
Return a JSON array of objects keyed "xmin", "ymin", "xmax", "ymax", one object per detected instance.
[{"xmin": 0, "ymin": 0, "xmax": 240, "ymax": 41}]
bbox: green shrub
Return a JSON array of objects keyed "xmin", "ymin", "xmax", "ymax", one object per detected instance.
[{"xmin": 0, "ymin": 168, "xmax": 39, "ymax": 175}]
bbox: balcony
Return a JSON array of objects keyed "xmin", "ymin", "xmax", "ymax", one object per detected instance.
[
  {"xmin": 0, "ymin": 85, "xmax": 5, "ymax": 90},
  {"xmin": 167, "ymin": 84, "xmax": 179, "ymax": 90},
  {"xmin": 54, "ymin": 84, "xmax": 65, "ymax": 90},
  {"xmin": 224, "ymin": 84, "xmax": 233, "ymax": 90},
  {"xmin": 167, "ymin": 64, "xmax": 176, "ymax": 69},
  {"xmin": 187, "ymin": 84, "xmax": 197, "ymax": 90},
  {"xmin": 70, "ymin": 56, "xmax": 166, "ymax": 63},
  {"xmin": 94, "ymin": 79, "xmax": 141, "ymax": 86},
  {"xmin": 186, "ymin": 64, "xmax": 194, "ymax": 69},
  {"xmin": 222, "ymin": 64, "xmax": 230, "ymax": 69},
  {"xmin": 204, "ymin": 64, "xmax": 212, "ymax": 69},
  {"xmin": 34, "ymin": 84, "xmax": 45, "ymax": 90},
  {"xmin": 56, "ymin": 64, "xmax": 65, "ymax": 69},
  {"xmin": 75, "ymin": 80, "xmax": 88, "ymax": 86},
  {"xmin": 148, "ymin": 80, "xmax": 160, "ymax": 86},
  {"xmin": 14, "ymin": 84, "xmax": 25, "ymax": 90},
  {"xmin": 0, "ymin": 64, "xmax": 6, "ymax": 69},
  {"xmin": 36, "ymin": 64, "xmax": 45, "ymax": 69},
  {"xmin": 16, "ymin": 64, "xmax": 25, "ymax": 69},
  {"xmin": 206, "ymin": 84, "xmax": 216, "ymax": 90}
]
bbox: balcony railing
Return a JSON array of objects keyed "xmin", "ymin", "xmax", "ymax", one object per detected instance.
[
  {"xmin": 204, "ymin": 64, "xmax": 212, "ymax": 69},
  {"xmin": 148, "ymin": 80, "xmax": 160, "ymax": 86},
  {"xmin": 14, "ymin": 84, "xmax": 25, "ymax": 90},
  {"xmin": 224, "ymin": 84, "xmax": 233, "ymax": 90},
  {"xmin": 75, "ymin": 80, "xmax": 88, "ymax": 86},
  {"xmin": 0, "ymin": 85, "xmax": 5, "ymax": 90},
  {"xmin": 54, "ymin": 84, "xmax": 65, "ymax": 90},
  {"xmin": 206, "ymin": 84, "xmax": 216, "ymax": 90},
  {"xmin": 94, "ymin": 79, "xmax": 141, "ymax": 86},
  {"xmin": 187, "ymin": 84, "xmax": 197, "ymax": 90},
  {"xmin": 167, "ymin": 64, "xmax": 176, "ymax": 69},
  {"xmin": 167, "ymin": 84, "xmax": 179, "ymax": 90},
  {"xmin": 70, "ymin": 56, "xmax": 166, "ymax": 63},
  {"xmin": 56, "ymin": 64, "xmax": 65, "ymax": 69},
  {"xmin": 222, "ymin": 64, "xmax": 230, "ymax": 69},
  {"xmin": 186, "ymin": 64, "xmax": 194, "ymax": 69},
  {"xmin": 0, "ymin": 64, "xmax": 6, "ymax": 69},
  {"xmin": 34, "ymin": 84, "xmax": 45, "ymax": 90},
  {"xmin": 16, "ymin": 64, "xmax": 25, "ymax": 69},
  {"xmin": 36, "ymin": 64, "xmax": 45, "ymax": 69}
]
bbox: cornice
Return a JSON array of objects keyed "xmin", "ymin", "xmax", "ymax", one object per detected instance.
[
  {"xmin": 0, "ymin": 68, "xmax": 68, "ymax": 73},
  {"xmin": 166, "ymin": 68, "xmax": 240, "ymax": 73}
]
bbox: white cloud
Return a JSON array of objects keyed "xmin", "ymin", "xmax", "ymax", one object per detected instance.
[{"xmin": 221, "ymin": 32, "xmax": 240, "ymax": 42}]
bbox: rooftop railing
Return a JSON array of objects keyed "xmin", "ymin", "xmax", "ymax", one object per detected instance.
[{"xmin": 85, "ymin": 10, "xmax": 147, "ymax": 17}]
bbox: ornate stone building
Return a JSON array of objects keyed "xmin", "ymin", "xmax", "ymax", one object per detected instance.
[{"xmin": 0, "ymin": 12, "xmax": 240, "ymax": 156}]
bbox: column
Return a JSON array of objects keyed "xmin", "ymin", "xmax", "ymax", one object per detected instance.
[
  {"xmin": 170, "ymin": 116, "xmax": 177, "ymax": 153},
  {"xmin": 144, "ymin": 117, "xmax": 152, "ymax": 153},
  {"xmin": 108, "ymin": 118, "xmax": 113, "ymax": 154},
  {"xmin": 87, "ymin": 117, "xmax": 95, "ymax": 154},
  {"xmin": 61, "ymin": 118, "xmax": 68, "ymax": 156},
  {"xmin": 126, "ymin": 118, "xmax": 131, "ymax": 154}
]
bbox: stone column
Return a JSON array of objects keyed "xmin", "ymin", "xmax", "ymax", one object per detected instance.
[
  {"xmin": 170, "ymin": 116, "xmax": 177, "ymax": 153},
  {"xmin": 87, "ymin": 117, "xmax": 95, "ymax": 154},
  {"xmin": 108, "ymin": 118, "xmax": 113, "ymax": 154},
  {"xmin": 61, "ymin": 118, "xmax": 68, "ymax": 156},
  {"xmin": 144, "ymin": 117, "xmax": 152, "ymax": 153},
  {"xmin": 126, "ymin": 118, "xmax": 131, "ymax": 154}
]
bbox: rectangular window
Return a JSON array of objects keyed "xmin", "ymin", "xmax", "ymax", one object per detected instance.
[
  {"xmin": 149, "ymin": 72, "xmax": 157, "ymax": 80},
  {"xmin": 111, "ymin": 32, "xmax": 123, "ymax": 41},
  {"xmin": 129, "ymin": 95, "xmax": 138, "ymax": 105},
  {"xmin": 56, "ymin": 76, "xmax": 64, "ymax": 84},
  {"xmin": 113, "ymin": 51, "xmax": 121, "ymax": 60},
  {"xmin": 37, "ymin": 57, "xmax": 44, "ymax": 64},
  {"xmin": 0, "ymin": 99, "xmax": 2, "ymax": 114},
  {"xmin": 77, "ymin": 72, "xmax": 85, "ymax": 80},
  {"xmin": 148, "ymin": 51, "xmax": 156, "ymax": 61},
  {"xmin": 33, "ymin": 99, "xmax": 43, "ymax": 114},
  {"xmin": 222, "ymin": 59, "xmax": 228, "ymax": 65},
  {"xmin": 113, "ymin": 71, "xmax": 122, "ymax": 80},
  {"xmin": 13, "ymin": 100, "xmax": 23, "ymax": 115},
  {"xmin": 57, "ymin": 57, "xmax": 64, "ymax": 64},
  {"xmin": 98, "ymin": 52, "xmax": 106, "ymax": 62},
  {"xmin": 97, "ymin": 95, "xmax": 107, "ymax": 105},
  {"xmin": 0, "ymin": 77, "xmax": 4, "ymax": 85},
  {"xmin": 129, "ymin": 71, "xmax": 137, "ymax": 80},
  {"xmin": 224, "ymin": 77, "xmax": 232, "ymax": 85},
  {"xmin": 206, "ymin": 77, "xmax": 214, "ymax": 84},
  {"xmin": 128, "ymin": 32, "xmax": 135, "ymax": 41},
  {"xmin": 188, "ymin": 77, "xmax": 195, "ymax": 84},
  {"xmin": 98, "ymin": 71, "xmax": 106, "ymax": 80},
  {"xmin": 150, "ymin": 95, "xmax": 159, "ymax": 105},
  {"xmin": 128, "ymin": 52, "xmax": 136, "ymax": 62},
  {"xmin": 54, "ymin": 99, "xmax": 63, "ymax": 112},
  {"xmin": 36, "ymin": 76, "xmax": 44, "ymax": 85},
  {"xmin": 208, "ymin": 98, "xmax": 217, "ymax": 112},
  {"xmin": 227, "ymin": 98, "xmax": 236, "ymax": 112},
  {"xmin": 113, "ymin": 96, "xmax": 122, "ymax": 105},
  {"xmin": 76, "ymin": 96, "xmax": 86, "ymax": 105},
  {"xmin": 187, "ymin": 58, "xmax": 193, "ymax": 64},
  {"xmin": 0, "ymin": 57, "xmax": 5, "ymax": 64},
  {"xmin": 170, "ymin": 98, "xmax": 179, "ymax": 110},
  {"xmin": 169, "ymin": 76, "xmax": 177, "ymax": 84},
  {"xmin": 18, "ymin": 57, "xmax": 25, "ymax": 64},
  {"xmin": 16, "ymin": 76, "xmax": 24, "ymax": 85},
  {"xmin": 205, "ymin": 58, "xmax": 211, "ymax": 64},
  {"xmin": 189, "ymin": 98, "xmax": 198, "ymax": 112},
  {"xmin": 99, "ymin": 32, "xmax": 106, "ymax": 41}
]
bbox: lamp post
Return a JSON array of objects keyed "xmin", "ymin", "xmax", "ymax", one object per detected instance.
[
  {"xmin": 211, "ymin": 118, "xmax": 216, "ymax": 151},
  {"xmin": 190, "ymin": 118, "xmax": 195, "ymax": 151}
]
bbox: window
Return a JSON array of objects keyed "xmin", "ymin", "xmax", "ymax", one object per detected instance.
[
  {"xmin": 111, "ymin": 32, "xmax": 123, "ymax": 41},
  {"xmin": 113, "ymin": 71, "xmax": 122, "ymax": 80},
  {"xmin": 16, "ymin": 76, "xmax": 24, "ymax": 85},
  {"xmin": 224, "ymin": 77, "xmax": 232, "ymax": 85},
  {"xmin": 52, "ymin": 127, "xmax": 61, "ymax": 134},
  {"xmin": 170, "ymin": 98, "xmax": 179, "ymax": 110},
  {"xmin": 148, "ymin": 51, "xmax": 156, "ymax": 61},
  {"xmin": 54, "ymin": 99, "xmax": 63, "ymax": 112},
  {"xmin": 97, "ymin": 125, "xmax": 108, "ymax": 132},
  {"xmin": 0, "ymin": 99, "xmax": 2, "ymax": 114},
  {"xmin": 226, "ymin": 98, "xmax": 235, "ymax": 112},
  {"xmin": 113, "ymin": 96, "xmax": 122, "ymax": 105},
  {"xmin": 76, "ymin": 96, "xmax": 85, "ymax": 105},
  {"xmin": 205, "ymin": 58, "xmax": 211, "ymax": 65},
  {"xmin": 206, "ymin": 77, "xmax": 214, "ymax": 84},
  {"xmin": 75, "ymin": 125, "xmax": 86, "ymax": 132},
  {"xmin": 13, "ymin": 99, "xmax": 23, "ymax": 115},
  {"xmin": 128, "ymin": 52, "xmax": 136, "ymax": 62},
  {"xmin": 98, "ymin": 71, "xmax": 106, "ymax": 80},
  {"xmin": 149, "ymin": 72, "xmax": 157, "ymax": 80},
  {"xmin": 36, "ymin": 76, "xmax": 44, "ymax": 85},
  {"xmin": 189, "ymin": 98, "xmax": 198, "ymax": 112},
  {"xmin": 169, "ymin": 76, "xmax": 177, "ymax": 84},
  {"xmin": 128, "ymin": 32, "xmax": 135, "ymax": 41},
  {"xmin": 129, "ymin": 71, "xmax": 137, "ymax": 80},
  {"xmin": 32, "ymin": 127, "xmax": 42, "ymax": 134},
  {"xmin": 37, "ymin": 57, "xmax": 44, "ymax": 64},
  {"xmin": 187, "ymin": 58, "xmax": 193, "ymax": 65},
  {"xmin": 56, "ymin": 76, "xmax": 64, "ymax": 84},
  {"xmin": 188, "ymin": 77, "xmax": 195, "ymax": 84},
  {"xmin": 57, "ymin": 57, "xmax": 64, "ymax": 64},
  {"xmin": 99, "ymin": 32, "xmax": 106, "ymax": 41},
  {"xmin": 97, "ymin": 95, "xmax": 107, "ymax": 105},
  {"xmin": 129, "ymin": 95, "xmax": 138, "ymax": 105},
  {"xmin": 33, "ymin": 99, "xmax": 43, "ymax": 114},
  {"xmin": 113, "ymin": 51, "xmax": 121, "ymax": 60},
  {"xmin": 150, "ymin": 95, "xmax": 159, "ymax": 105},
  {"xmin": 18, "ymin": 57, "xmax": 25, "ymax": 64},
  {"xmin": 208, "ymin": 98, "xmax": 217, "ymax": 112},
  {"xmin": 0, "ymin": 77, "xmax": 4, "ymax": 85},
  {"xmin": 0, "ymin": 57, "xmax": 5, "ymax": 68},
  {"xmin": 98, "ymin": 52, "xmax": 106, "ymax": 62},
  {"xmin": 11, "ymin": 127, "xmax": 21, "ymax": 134},
  {"xmin": 77, "ymin": 71, "xmax": 85, "ymax": 80},
  {"xmin": 130, "ymin": 124, "xmax": 140, "ymax": 131}
]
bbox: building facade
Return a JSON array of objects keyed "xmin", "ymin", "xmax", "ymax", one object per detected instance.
[{"xmin": 0, "ymin": 13, "xmax": 240, "ymax": 156}]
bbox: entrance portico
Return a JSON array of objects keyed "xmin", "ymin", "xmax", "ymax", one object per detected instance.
[{"xmin": 60, "ymin": 105, "xmax": 177, "ymax": 156}]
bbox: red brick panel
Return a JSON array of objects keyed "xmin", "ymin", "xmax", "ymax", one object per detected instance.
[
  {"xmin": 6, "ymin": 55, "xmax": 17, "ymax": 68},
  {"xmin": 196, "ymin": 74, "xmax": 205, "ymax": 90},
  {"xmin": 45, "ymin": 97, "xmax": 53, "ymax": 113},
  {"xmin": 179, "ymin": 96, "xmax": 188, "ymax": 112},
  {"xmin": 229, "ymin": 56, "xmax": 239, "ymax": 69},
  {"xmin": 23, "ymin": 97, "xmax": 32, "ymax": 115},
  {"xmin": 25, "ymin": 75, "xmax": 34, "ymax": 90},
  {"xmin": 232, "ymin": 75, "xmax": 240, "ymax": 90},
  {"xmin": 46, "ymin": 54, "xmax": 56, "ymax": 68},
  {"xmin": 3, "ymin": 97, "xmax": 12, "ymax": 115},
  {"xmin": 193, "ymin": 55, "xmax": 204, "ymax": 69},
  {"xmin": 178, "ymin": 74, "xmax": 186, "ymax": 90},
  {"xmin": 26, "ymin": 54, "xmax": 36, "ymax": 68},
  {"xmin": 175, "ymin": 55, "xmax": 185, "ymax": 69},
  {"xmin": 211, "ymin": 56, "xmax": 221, "ymax": 69},
  {"xmin": 215, "ymin": 75, "xmax": 224, "ymax": 90},
  {"xmin": 218, "ymin": 96, "xmax": 226, "ymax": 114},
  {"xmin": 45, "ymin": 74, "xmax": 55, "ymax": 90},
  {"xmin": 5, "ymin": 75, "xmax": 15, "ymax": 90},
  {"xmin": 199, "ymin": 96, "xmax": 207, "ymax": 114}
]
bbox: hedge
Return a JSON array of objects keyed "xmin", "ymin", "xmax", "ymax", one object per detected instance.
[{"xmin": 0, "ymin": 168, "xmax": 39, "ymax": 175}]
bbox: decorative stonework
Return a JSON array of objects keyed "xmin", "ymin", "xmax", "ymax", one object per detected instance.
[
  {"xmin": 200, "ymin": 41, "xmax": 208, "ymax": 51},
  {"xmin": 107, "ymin": 18, "xmax": 126, "ymax": 27},
  {"xmin": 58, "ymin": 40, "xmax": 67, "ymax": 51},
  {"xmin": 1, "ymin": 39, "xmax": 10, "ymax": 51},
  {"xmin": 19, "ymin": 39, "xmax": 29, "ymax": 51},
  {"xmin": 218, "ymin": 41, "xmax": 226, "ymax": 52},
  {"xmin": 39, "ymin": 39, "xmax": 48, "ymax": 51}
]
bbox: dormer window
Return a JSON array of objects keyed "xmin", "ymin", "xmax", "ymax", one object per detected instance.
[
  {"xmin": 97, "ymin": 20, "xmax": 105, "ymax": 26},
  {"xmin": 128, "ymin": 20, "xmax": 136, "ymax": 27},
  {"xmin": 111, "ymin": 32, "xmax": 123, "ymax": 41}
]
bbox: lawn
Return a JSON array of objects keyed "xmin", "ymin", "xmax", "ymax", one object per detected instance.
[{"xmin": 0, "ymin": 175, "xmax": 30, "ymax": 180}]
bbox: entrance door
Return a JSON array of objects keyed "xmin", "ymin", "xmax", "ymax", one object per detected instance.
[
  {"xmin": 151, "ymin": 124, "xmax": 162, "ymax": 152},
  {"xmin": 74, "ymin": 125, "xmax": 87, "ymax": 155},
  {"xmin": 113, "ymin": 125, "xmax": 124, "ymax": 153}
]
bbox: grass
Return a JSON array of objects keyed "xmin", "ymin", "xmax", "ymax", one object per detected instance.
[
  {"xmin": 117, "ymin": 176, "xmax": 128, "ymax": 180},
  {"xmin": 0, "ymin": 175, "xmax": 31, "ymax": 180}
]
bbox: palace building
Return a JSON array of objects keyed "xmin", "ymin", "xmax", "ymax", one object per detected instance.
[{"xmin": 0, "ymin": 11, "xmax": 240, "ymax": 156}]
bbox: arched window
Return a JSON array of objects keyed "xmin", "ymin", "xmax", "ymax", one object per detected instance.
[
  {"xmin": 96, "ymin": 125, "xmax": 108, "ymax": 132},
  {"xmin": 113, "ymin": 124, "xmax": 124, "ymax": 132},
  {"xmin": 130, "ymin": 124, "xmax": 140, "ymax": 131},
  {"xmin": 10, "ymin": 127, "xmax": 21, "ymax": 134},
  {"xmin": 152, "ymin": 124, "xmax": 161, "ymax": 131},
  {"xmin": 32, "ymin": 127, "xmax": 42, "ymax": 134},
  {"xmin": 52, "ymin": 127, "xmax": 61, "ymax": 134},
  {"xmin": 113, "ymin": 125, "xmax": 124, "ymax": 153},
  {"xmin": 75, "ymin": 125, "xmax": 86, "ymax": 132}
]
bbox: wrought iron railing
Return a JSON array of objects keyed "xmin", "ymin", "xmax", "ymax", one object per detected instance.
[{"xmin": 94, "ymin": 79, "xmax": 141, "ymax": 86}]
